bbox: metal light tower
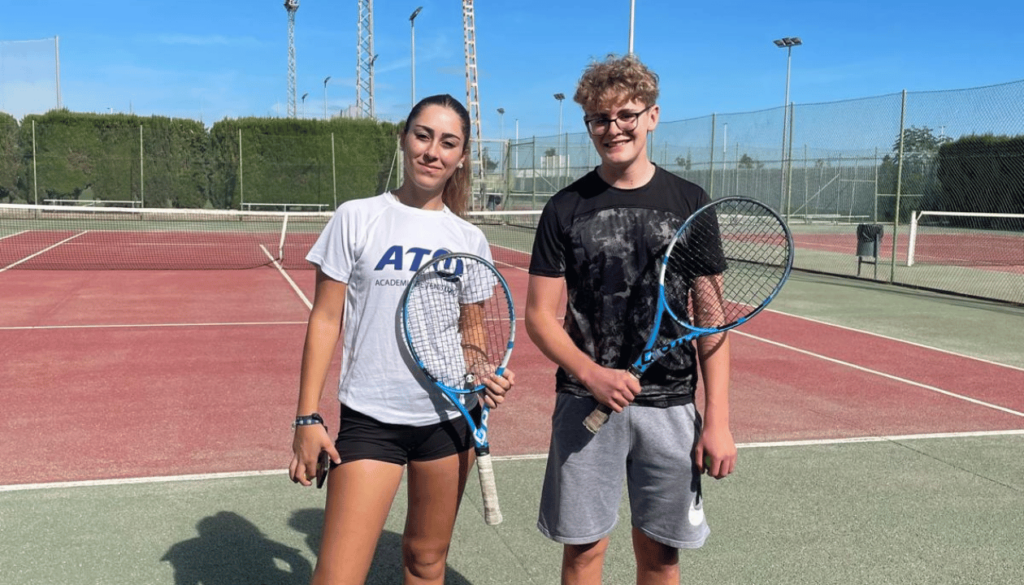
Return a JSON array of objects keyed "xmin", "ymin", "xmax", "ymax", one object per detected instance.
[
  {"xmin": 356, "ymin": 0, "xmax": 375, "ymax": 118},
  {"xmin": 773, "ymin": 36, "xmax": 801, "ymax": 212},
  {"xmin": 285, "ymin": 0, "xmax": 299, "ymax": 118},
  {"xmin": 463, "ymin": 0, "xmax": 485, "ymax": 206}
]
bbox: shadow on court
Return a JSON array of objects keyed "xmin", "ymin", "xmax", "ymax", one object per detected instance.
[
  {"xmin": 161, "ymin": 508, "xmax": 473, "ymax": 585},
  {"xmin": 286, "ymin": 508, "xmax": 473, "ymax": 585},
  {"xmin": 162, "ymin": 511, "xmax": 312, "ymax": 584}
]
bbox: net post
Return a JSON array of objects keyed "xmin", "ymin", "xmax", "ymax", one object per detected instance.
[
  {"xmin": 907, "ymin": 210, "xmax": 918, "ymax": 267},
  {"xmin": 279, "ymin": 213, "xmax": 290, "ymax": 263}
]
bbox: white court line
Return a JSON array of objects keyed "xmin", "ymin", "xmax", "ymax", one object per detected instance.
[
  {"xmin": 0, "ymin": 231, "xmax": 88, "ymax": 272},
  {"xmin": 766, "ymin": 308, "xmax": 1024, "ymax": 374},
  {"xmin": 498, "ymin": 430, "xmax": 1024, "ymax": 460},
  {"xmin": 7, "ymin": 429, "xmax": 1024, "ymax": 493},
  {"xmin": 736, "ymin": 330, "xmax": 1024, "ymax": 418},
  {"xmin": 0, "ymin": 470, "xmax": 287, "ymax": 493},
  {"xmin": 261, "ymin": 244, "xmax": 312, "ymax": 310},
  {"xmin": 0, "ymin": 229, "xmax": 29, "ymax": 241}
]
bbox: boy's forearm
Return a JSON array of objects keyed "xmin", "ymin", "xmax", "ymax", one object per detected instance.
[{"xmin": 696, "ymin": 332, "xmax": 731, "ymax": 426}]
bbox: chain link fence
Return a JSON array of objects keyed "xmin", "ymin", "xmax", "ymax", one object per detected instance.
[
  {"xmin": 4, "ymin": 79, "xmax": 1021, "ymax": 304},
  {"xmin": 486, "ymin": 80, "xmax": 1024, "ymax": 305}
]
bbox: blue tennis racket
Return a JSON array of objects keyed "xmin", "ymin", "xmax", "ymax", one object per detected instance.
[
  {"xmin": 402, "ymin": 252, "xmax": 515, "ymax": 525},
  {"xmin": 583, "ymin": 197, "xmax": 794, "ymax": 433}
]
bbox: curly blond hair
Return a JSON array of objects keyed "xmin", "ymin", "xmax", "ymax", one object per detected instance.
[{"xmin": 573, "ymin": 54, "xmax": 660, "ymax": 112}]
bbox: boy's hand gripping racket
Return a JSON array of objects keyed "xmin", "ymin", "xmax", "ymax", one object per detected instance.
[
  {"xmin": 583, "ymin": 197, "xmax": 794, "ymax": 433},
  {"xmin": 402, "ymin": 252, "xmax": 515, "ymax": 525}
]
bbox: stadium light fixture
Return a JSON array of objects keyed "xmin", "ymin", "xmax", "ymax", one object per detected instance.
[{"xmin": 497, "ymin": 107, "xmax": 505, "ymax": 140}]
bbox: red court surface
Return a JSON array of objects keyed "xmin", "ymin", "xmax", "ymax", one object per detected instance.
[{"xmin": 2, "ymin": 264, "xmax": 1023, "ymax": 488}]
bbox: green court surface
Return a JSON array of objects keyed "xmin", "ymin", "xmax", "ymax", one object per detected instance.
[
  {"xmin": 2, "ymin": 271, "xmax": 1023, "ymax": 584},
  {"xmin": 3, "ymin": 435, "xmax": 1023, "ymax": 584}
]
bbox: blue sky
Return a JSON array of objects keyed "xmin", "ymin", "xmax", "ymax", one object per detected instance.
[{"xmin": 3, "ymin": 0, "xmax": 1023, "ymax": 139}]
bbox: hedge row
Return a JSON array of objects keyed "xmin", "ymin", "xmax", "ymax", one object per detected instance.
[{"xmin": 0, "ymin": 110, "xmax": 402, "ymax": 209}]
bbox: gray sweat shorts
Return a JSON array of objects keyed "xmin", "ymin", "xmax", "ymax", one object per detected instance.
[{"xmin": 537, "ymin": 393, "xmax": 710, "ymax": 549}]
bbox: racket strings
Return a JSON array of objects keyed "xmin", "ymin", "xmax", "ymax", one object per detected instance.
[
  {"xmin": 665, "ymin": 200, "xmax": 792, "ymax": 330},
  {"xmin": 405, "ymin": 259, "xmax": 513, "ymax": 390}
]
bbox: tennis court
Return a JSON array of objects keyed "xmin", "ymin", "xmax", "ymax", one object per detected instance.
[{"xmin": 2, "ymin": 211, "xmax": 1023, "ymax": 584}]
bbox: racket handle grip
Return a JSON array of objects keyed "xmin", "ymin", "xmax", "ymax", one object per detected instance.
[
  {"xmin": 476, "ymin": 453, "xmax": 503, "ymax": 525},
  {"xmin": 583, "ymin": 404, "xmax": 613, "ymax": 434}
]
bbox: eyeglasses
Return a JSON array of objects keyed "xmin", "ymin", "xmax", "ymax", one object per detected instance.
[{"xmin": 583, "ymin": 105, "xmax": 654, "ymax": 136}]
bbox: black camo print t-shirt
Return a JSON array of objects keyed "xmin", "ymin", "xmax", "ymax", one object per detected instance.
[{"xmin": 529, "ymin": 166, "xmax": 714, "ymax": 405}]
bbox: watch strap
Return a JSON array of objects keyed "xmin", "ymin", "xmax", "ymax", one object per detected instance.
[{"xmin": 292, "ymin": 413, "xmax": 325, "ymax": 430}]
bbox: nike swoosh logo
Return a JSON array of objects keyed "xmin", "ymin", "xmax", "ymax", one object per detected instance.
[{"xmin": 687, "ymin": 498, "xmax": 705, "ymax": 526}]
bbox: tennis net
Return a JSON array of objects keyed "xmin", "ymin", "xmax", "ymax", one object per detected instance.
[
  {"xmin": 907, "ymin": 211, "xmax": 1024, "ymax": 267},
  {"xmin": 466, "ymin": 210, "xmax": 539, "ymax": 271},
  {"xmin": 0, "ymin": 204, "xmax": 542, "ymax": 271},
  {"xmin": 0, "ymin": 204, "xmax": 331, "ymax": 270}
]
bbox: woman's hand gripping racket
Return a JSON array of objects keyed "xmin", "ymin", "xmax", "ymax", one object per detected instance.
[
  {"xmin": 402, "ymin": 252, "xmax": 515, "ymax": 525},
  {"xmin": 583, "ymin": 197, "xmax": 794, "ymax": 433}
]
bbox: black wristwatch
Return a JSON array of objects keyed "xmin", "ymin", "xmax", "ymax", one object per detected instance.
[{"xmin": 292, "ymin": 413, "xmax": 325, "ymax": 430}]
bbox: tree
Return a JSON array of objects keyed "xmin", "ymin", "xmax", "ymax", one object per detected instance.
[
  {"xmin": 738, "ymin": 154, "xmax": 761, "ymax": 169},
  {"xmin": 877, "ymin": 126, "xmax": 952, "ymax": 221},
  {"xmin": 674, "ymin": 153, "xmax": 693, "ymax": 171},
  {"xmin": 892, "ymin": 125, "xmax": 951, "ymax": 162}
]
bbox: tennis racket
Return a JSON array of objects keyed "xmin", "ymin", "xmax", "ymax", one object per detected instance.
[
  {"xmin": 402, "ymin": 252, "xmax": 515, "ymax": 525},
  {"xmin": 583, "ymin": 197, "xmax": 794, "ymax": 433}
]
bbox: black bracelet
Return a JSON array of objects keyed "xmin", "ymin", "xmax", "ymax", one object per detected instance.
[{"xmin": 292, "ymin": 413, "xmax": 325, "ymax": 430}]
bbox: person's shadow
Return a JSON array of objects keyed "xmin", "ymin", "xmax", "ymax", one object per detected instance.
[
  {"xmin": 288, "ymin": 508, "xmax": 473, "ymax": 584},
  {"xmin": 162, "ymin": 511, "xmax": 312, "ymax": 584}
]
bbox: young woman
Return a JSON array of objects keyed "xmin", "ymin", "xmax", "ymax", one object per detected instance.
[{"xmin": 289, "ymin": 94, "xmax": 514, "ymax": 585}]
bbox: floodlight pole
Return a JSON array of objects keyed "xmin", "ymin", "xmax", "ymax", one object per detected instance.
[
  {"xmin": 323, "ymin": 76, "xmax": 331, "ymax": 120},
  {"xmin": 55, "ymin": 36, "xmax": 62, "ymax": 109},
  {"xmin": 410, "ymin": 7, "xmax": 423, "ymax": 109},
  {"xmin": 628, "ymin": 0, "xmax": 636, "ymax": 54},
  {"xmin": 497, "ymin": 107, "xmax": 505, "ymax": 140},
  {"xmin": 774, "ymin": 36, "xmax": 802, "ymax": 217},
  {"xmin": 554, "ymin": 93, "xmax": 565, "ymax": 182}
]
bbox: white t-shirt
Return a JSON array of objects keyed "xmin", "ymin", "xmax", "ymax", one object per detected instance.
[{"xmin": 305, "ymin": 191, "xmax": 493, "ymax": 426}]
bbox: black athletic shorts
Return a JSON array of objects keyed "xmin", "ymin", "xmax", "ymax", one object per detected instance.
[{"xmin": 333, "ymin": 404, "xmax": 478, "ymax": 466}]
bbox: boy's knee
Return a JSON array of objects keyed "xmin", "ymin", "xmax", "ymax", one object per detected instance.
[{"xmin": 564, "ymin": 539, "xmax": 609, "ymax": 568}]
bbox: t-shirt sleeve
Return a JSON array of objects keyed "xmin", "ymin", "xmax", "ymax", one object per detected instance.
[
  {"xmin": 528, "ymin": 199, "xmax": 565, "ymax": 277},
  {"xmin": 305, "ymin": 206, "xmax": 358, "ymax": 283},
  {"xmin": 685, "ymin": 206, "xmax": 728, "ymax": 278}
]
